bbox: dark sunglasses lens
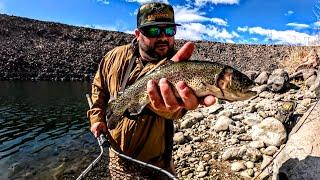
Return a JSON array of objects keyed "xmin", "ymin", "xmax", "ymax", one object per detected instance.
[
  {"xmin": 145, "ymin": 27, "xmax": 160, "ymax": 37},
  {"xmin": 164, "ymin": 27, "xmax": 176, "ymax": 37}
]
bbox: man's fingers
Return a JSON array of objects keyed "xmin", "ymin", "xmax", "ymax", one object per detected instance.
[
  {"xmin": 90, "ymin": 122, "xmax": 107, "ymax": 137},
  {"xmin": 200, "ymin": 95, "xmax": 216, "ymax": 106},
  {"xmin": 159, "ymin": 78, "xmax": 180, "ymax": 110},
  {"xmin": 176, "ymin": 81, "xmax": 199, "ymax": 110},
  {"xmin": 147, "ymin": 80, "xmax": 165, "ymax": 110},
  {"xmin": 171, "ymin": 42, "xmax": 195, "ymax": 62}
]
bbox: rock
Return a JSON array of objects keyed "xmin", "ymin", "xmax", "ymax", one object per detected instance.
[
  {"xmin": 232, "ymin": 114, "xmax": 244, "ymax": 121},
  {"xmin": 245, "ymin": 161, "xmax": 254, "ymax": 169},
  {"xmin": 240, "ymin": 169, "xmax": 254, "ymax": 178},
  {"xmin": 275, "ymin": 101, "xmax": 296, "ymax": 123},
  {"xmin": 272, "ymin": 101, "xmax": 320, "ymax": 179},
  {"xmin": 256, "ymin": 99, "xmax": 274, "ymax": 110},
  {"xmin": 222, "ymin": 147, "xmax": 243, "ymax": 161},
  {"xmin": 304, "ymin": 91, "xmax": 317, "ymax": 99},
  {"xmin": 302, "ymin": 68, "xmax": 317, "ymax": 80},
  {"xmin": 229, "ymin": 125, "xmax": 245, "ymax": 134},
  {"xmin": 295, "ymin": 49, "xmax": 320, "ymax": 71},
  {"xmin": 245, "ymin": 148, "xmax": 262, "ymax": 162},
  {"xmin": 203, "ymin": 154, "xmax": 212, "ymax": 161},
  {"xmin": 196, "ymin": 161, "xmax": 205, "ymax": 172},
  {"xmin": 290, "ymin": 68, "xmax": 317, "ymax": 81},
  {"xmin": 180, "ymin": 112, "xmax": 204, "ymax": 129},
  {"xmin": 242, "ymin": 113, "xmax": 263, "ymax": 126},
  {"xmin": 255, "ymin": 71, "xmax": 270, "ymax": 85},
  {"xmin": 309, "ymin": 69, "xmax": 320, "ymax": 96},
  {"xmin": 245, "ymin": 104, "xmax": 257, "ymax": 113},
  {"xmin": 251, "ymin": 117, "xmax": 287, "ymax": 147},
  {"xmin": 249, "ymin": 140, "xmax": 265, "ymax": 149},
  {"xmin": 227, "ymin": 138, "xmax": 240, "ymax": 145},
  {"xmin": 180, "ymin": 119, "xmax": 194, "ymax": 129},
  {"xmin": 252, "ymin": 84, "xmax": 269, "ymax": 94},
  {"xmin": 267, "ymin": 69, "xmax": 290, "ymax": 92},
  {"xmin": 246, "ymin": 169, "xmax": 255, "ymax": 177},
  {"xmin": 181, "ymin": 169, "xmax": 192, "ymax": 176},
  {"xmin": 237, "ymin": 134, "xmax": 252, "ymax": 141},
  {"xmin": 305, "ymin": 75, "xmax": 317, "ymax": 88},
  {"xmin": 217, "ymin": 110, "xmax": 233, "ymax": 118},
  {"xmin": 230, "ymin": 161, "xmax": 246, "ymax": 172},
  {"xmin": 207, "ymin": 104, "xmax": 224, "ymax": 114},
  {"xmin": 300, "ymin": 98, "xmax": 312, "ymax": 107},
  {"xmin": 174, "ymin": 132, "xmax": 187, "ymax": 144},
  {"xmin": 213, "ymin": 116, "xmax": 233, "ymax": 132},
  {"xmin": 245, "ymin": 70, "xmax": 260, "ymax": 80},
  {"xmin": 197, "ymin": 171, "xmax": 207, "ymax": 178},
  {"xmin": 263, "ymin": 146, "xmax": 278, "ymax": 156},
  {"xmin": 258, "ymin": 111, "xmax": 268, "ymax": 119}
]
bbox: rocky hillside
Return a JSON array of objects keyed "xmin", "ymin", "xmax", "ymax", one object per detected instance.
[{"xmin": 0, "ymin": 14, "xmax": 317, "ymax": 81}]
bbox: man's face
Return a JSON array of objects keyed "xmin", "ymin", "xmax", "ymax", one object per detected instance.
[{"xmin": 135, "ymin": 25, "xmax": 176, "ymax": 60}]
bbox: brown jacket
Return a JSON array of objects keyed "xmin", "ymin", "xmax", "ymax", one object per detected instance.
[{"xmin": 87, "ymin": 40, "xmax": 184, "ymax": 168}]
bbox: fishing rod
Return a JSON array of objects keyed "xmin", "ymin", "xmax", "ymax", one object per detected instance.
[{"xmin": 76, "ymin": 94, "xmax": 177, "ymax": 180}]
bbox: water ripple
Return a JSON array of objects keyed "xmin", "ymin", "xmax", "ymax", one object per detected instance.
[{"xmin": 0, "ymin": 81, "xmax": 94, "ymax": 179}]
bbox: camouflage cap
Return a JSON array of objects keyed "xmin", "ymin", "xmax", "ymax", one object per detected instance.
[{"xmin": 137, "ymin": 2, "xmax": 181, "ymax": 28}]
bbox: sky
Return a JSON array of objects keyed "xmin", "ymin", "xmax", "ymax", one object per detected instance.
[{"xmin": 0, "ymin": 0, "xmax": 319, "ymax": 45}]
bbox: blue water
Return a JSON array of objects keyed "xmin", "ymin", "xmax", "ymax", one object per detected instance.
[{"xmin": 0, "ymin": 81, "xmax": 99, "ymax": 179}]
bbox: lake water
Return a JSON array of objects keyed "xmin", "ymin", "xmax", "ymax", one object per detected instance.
[{"xmin": 0, "ymin": 81, "xmax": 100, "ymax": 179}]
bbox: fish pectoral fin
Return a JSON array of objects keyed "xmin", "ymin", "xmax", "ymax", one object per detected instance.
[
  {"xmin": 201, "ymin": 82, "xmax": 225, "ymax": 99},
  {"xmin": 215, "ymin": 67, "xmax": 233, "ymax": 90},
  {"xmin": 127, "ymin": 103, "xmax": 148, "ymax": 116}
]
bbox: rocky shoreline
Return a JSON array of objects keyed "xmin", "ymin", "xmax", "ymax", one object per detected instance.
[
  {"xmin": 172, "ymin": 51, "xmax": 320, "ymax": 179},
  {"xmin": 174, "ymin": 81, "xmax": 318, "ymax": 179}
]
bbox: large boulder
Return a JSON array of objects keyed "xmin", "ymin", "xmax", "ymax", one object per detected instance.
[
  {"xmin": 272, "ymin": 100, "xmax": 320, "ymax": 179},
  {"xmin": 267, "ymin": 69, "xmax": 290, "ymax": 92}
]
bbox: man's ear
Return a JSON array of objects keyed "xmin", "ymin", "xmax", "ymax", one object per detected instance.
[{"xmin": 134, "ymin": 29, "xmax": 140, "ymax": 39}]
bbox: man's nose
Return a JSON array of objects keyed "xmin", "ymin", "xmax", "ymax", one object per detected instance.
[{"xmin": 158, "ymin": 31, "xmax": 167, "ymax": 39}]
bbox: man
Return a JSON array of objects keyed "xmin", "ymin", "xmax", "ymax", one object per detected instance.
[{"xmin": 87, "ymin": 2, "xmax": 215, "ymax": 175}]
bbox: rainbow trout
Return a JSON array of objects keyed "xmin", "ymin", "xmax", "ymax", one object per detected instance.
[{"xmin": 106, "ymin": 60, "xmax": 256, "ymax": 129}]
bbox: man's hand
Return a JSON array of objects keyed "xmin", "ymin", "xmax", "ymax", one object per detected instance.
[
  {"xmin": 90, "ymin": 121, "xmax": 107, "ymax": 137},
  {"xmin": 147, "ymin": 42, "xmax": 216, "ymax": 116}
]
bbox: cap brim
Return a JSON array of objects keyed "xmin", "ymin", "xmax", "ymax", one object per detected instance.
[{"xmin": 138, "ymin": 22, "xmax": 181, "ymax": 28}]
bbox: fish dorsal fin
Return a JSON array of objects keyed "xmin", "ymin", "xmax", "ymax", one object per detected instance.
[{"xmin": 144, "ymin": 59, "xmax": 173, "ymax": 76}]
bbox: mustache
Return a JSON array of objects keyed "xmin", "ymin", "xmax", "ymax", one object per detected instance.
[{"xmin": 155, "ymin": 40, "xmax": 169, "ymax": 46}]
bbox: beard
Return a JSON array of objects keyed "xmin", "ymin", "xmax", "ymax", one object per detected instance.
[{"xmin": 139, "ymin": 40, "xmax": 174, "ymax": 60}]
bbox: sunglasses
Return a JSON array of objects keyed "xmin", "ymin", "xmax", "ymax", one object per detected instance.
[{"xmin": 139, "ymin": 26, "xmax": 176, "ymax": 38}]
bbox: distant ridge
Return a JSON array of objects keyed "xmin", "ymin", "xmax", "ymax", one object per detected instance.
[{"xmin": 0, "ymin": 14, "xmax": 316, "ymax": 81}]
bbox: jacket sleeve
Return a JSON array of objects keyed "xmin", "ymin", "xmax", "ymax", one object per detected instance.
[{"xmin": 87, "ymin": 57, "xmax": 110, "ymax": 126}]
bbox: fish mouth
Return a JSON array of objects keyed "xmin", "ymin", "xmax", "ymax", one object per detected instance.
[
  {"xmin": 241, "ymin": 88, "xmax": 257, "ymax": 99},
  {"xmin": 243, "ymin": 84, "xmax": 257, "ymax": 94}
]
